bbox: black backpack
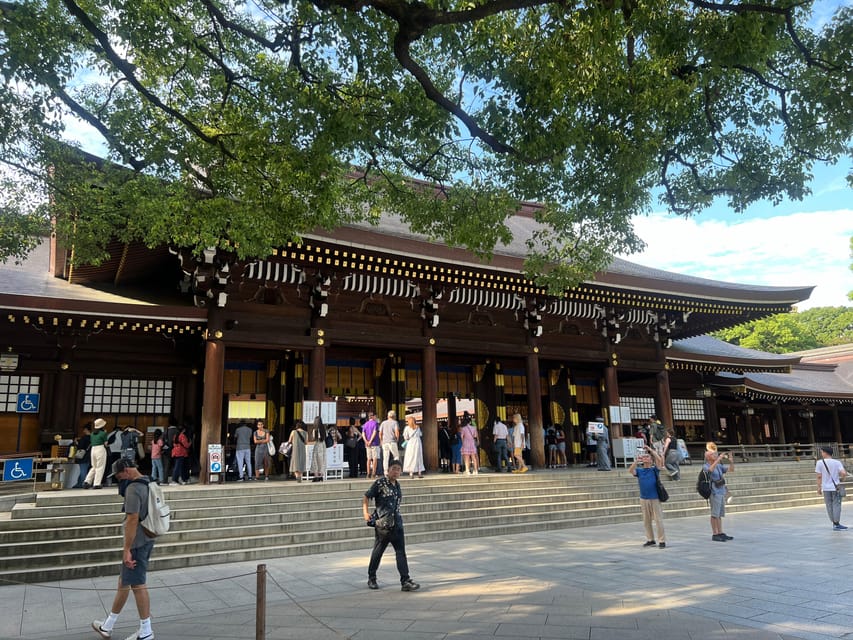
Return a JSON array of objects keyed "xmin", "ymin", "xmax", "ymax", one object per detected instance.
[{"xmin": 696, "ymin": 468, "xmax": 712, "ymax": 499}]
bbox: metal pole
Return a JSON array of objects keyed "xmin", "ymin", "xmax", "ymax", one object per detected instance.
[{"xmin": 256, "ymin": 563, "xmax": 266, "ymax": 640}]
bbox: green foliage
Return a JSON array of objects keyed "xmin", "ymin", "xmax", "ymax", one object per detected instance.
[
  {"xmin": 714, "ymin": 307, "xmax": 853, "ymax": 353},
  {"xmin": 0, "ymin": 0, "xmax": 851, "ymax": 292}
]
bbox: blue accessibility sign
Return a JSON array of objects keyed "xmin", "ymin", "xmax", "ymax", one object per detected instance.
[
  {"xmin": 16, "ymin": 394, "xmax": 40, "ymax": 413},
  {"xmin": 3, "ymin": 458, "xmax": 34, "ymax": 482}
]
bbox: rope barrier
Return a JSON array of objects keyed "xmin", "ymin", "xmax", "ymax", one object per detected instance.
[{"xmin": 0, "ymin": 570, "xmax": 258, "ymax": 590}]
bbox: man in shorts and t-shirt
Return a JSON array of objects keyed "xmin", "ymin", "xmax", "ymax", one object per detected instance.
[
  {"xmin": 510, "ymin": 413, "xmax": 529, "ymax": 473},
  {"xmin": 362, "ymin": 413, "xmax": 380, "ymax": 479},
  {"xmin": 379, "ymin": 411, "xmax": 400, "ymax": 476},
  {"xmin": 92, "ymin": 458, "xmax": 156, "ymax": 640}
]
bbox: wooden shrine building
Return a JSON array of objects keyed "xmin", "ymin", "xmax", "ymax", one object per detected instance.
[{"xmin": 1, "ymin": 205, "xmax": 852, "ymax": 477}]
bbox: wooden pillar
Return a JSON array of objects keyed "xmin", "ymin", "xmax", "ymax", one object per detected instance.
[
  {"xmin": 806, "ymin": 412, "xmax": 816, "ymax": 444},
  {"xmin": 703, "ymin": 396, "xmax": 718, "ymax": 442},
  {"xmin": 199, "ymin": 336, "xmax": 225, "ymax": 485},
  {"xmin": 775, "ymin": 402, "xmax": 787, "ymax": 444},
  {"xmin": 655, "ymin": 369, "xmax": 674, "ymax": 431},
  {"xmin": 832, "ymin": 405, "xmax": 842, "ymax": 444},
  {"xmin": 308, "ymin": 344, "xmax": 325, "ymax": 401},
  {"xmin": 422, "ymin": 344, "xmax": 438, "ymax": 471},
  {"xmin": 526, "ymin": 351, "xmax": 544, "ymax": 468},
  {"xmin": 603, "ymin": 365, "xmax": 621, "ymax": 438}
]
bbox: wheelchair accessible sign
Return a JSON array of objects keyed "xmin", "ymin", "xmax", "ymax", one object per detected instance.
[
  {"xmin": 16, "ymin": 394, "xmax": 40, "ymax": 413},
  {"xmin": 3, "ymin": 458, "xmax": 34, "ymax": 482}
]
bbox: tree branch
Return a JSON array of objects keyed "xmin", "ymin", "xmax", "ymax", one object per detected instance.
[{"xmin": 59, "ymin": 0, "xmax": 230, "ymax": 151}]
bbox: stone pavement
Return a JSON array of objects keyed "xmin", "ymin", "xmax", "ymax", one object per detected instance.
[{"xmin": 1, "ymin": 503, "xmax": 851, "ymax": 640}]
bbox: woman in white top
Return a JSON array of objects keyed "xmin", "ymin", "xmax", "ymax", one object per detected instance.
[{"xmin": 402, "ymin": 416, "xmax": 424, "ymax": 478}]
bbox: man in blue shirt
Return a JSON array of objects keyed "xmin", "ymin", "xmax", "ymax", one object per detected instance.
[
  {"xmin": 704, "ymin": 448, "xmax": 735, "ymax": 541},
  {"xmin": 629, "ymin": 445, "xmax": 667, "ymax": 548}
]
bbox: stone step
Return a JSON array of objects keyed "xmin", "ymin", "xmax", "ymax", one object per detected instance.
[
  {"xmin": 0, "ymin": 461, "xmax": 826, "ymax": 583},
  {"xmin": 0, "ymin": 488, "xmax": 820, "ymax": 568},
  {"xmin": 1, "ymin": 492, "xmax": 822, "ymax": 584}
]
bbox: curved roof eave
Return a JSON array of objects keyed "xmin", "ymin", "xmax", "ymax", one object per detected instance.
[
  {"xmin": 668, "ymin": 335, "xmax": 802, "ymax": 367},
  {"xmin": 306, "ymin": 214, "xmax": 813, "ymax": 306}
]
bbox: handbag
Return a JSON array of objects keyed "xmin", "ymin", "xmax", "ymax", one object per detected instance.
[
  {"xmin": 822, "ymin": 459, "xmax": 846, "ymax": 497},
  {"xmin": 368, "ymin": 511, "xmax": 396, "ymax": 535},
  {"xmin": 279, "ymin": 441, "xmax": 292, "ymax": 457},
  {"xmin": 324, "ymin": 433, "xmax": 334, "ymax": 448},
  {"xmin": 400, "ymin": 438, "xmax": 408, "ymax": 449},
  {"xmin": 74, "ymin": 448, "xmax": 87, "ymax": 461},
  {"xmin": 267, "ymin": 435, "xmax": 275, "ymax": 456},
  {"xmin": 655, "ymin": 469, "xmax": 669, "ymax": 503}
]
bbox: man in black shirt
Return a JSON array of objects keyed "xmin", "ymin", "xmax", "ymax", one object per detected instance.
[{"xmin": 362, "ymin": 460, "xmax": 420, "ymax": 592}]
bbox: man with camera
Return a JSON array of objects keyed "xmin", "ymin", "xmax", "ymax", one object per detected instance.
[
  {"xmin": 629, "ymin": 445, "xmax": 667, "ymax": 548},
  {"xmin": 704, "ymin": 447, "xmax": 735, "ymax": 542}
]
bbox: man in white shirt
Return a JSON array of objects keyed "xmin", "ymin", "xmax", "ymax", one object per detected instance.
[
  {"xmin": 510, "ymin": 413, "xmax": 529, "ymax": 473},
  {"xmin": 492, "ymin": 419, "xmax": 511, "ymax": 472},
  {"xmin": 379, "ymin": 410, "xmax": 400, "ymax": 476},
  {"xmin": 816, "ymin": 446, "xmax": 848, "ymax": 530}
]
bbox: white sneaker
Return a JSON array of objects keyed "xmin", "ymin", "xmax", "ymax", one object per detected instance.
[
  {"xmin": 92, "ymin": 620, "xmax": 112, "ymax": 639},
  {"xmin": 122, "ymin": 631, "xmax": 155, "ymax": 640}
]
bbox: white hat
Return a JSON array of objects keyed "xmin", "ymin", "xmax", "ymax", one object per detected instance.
[{"xmin": 93, "ymin": 418, "xmax": 107, "ymax": 430}]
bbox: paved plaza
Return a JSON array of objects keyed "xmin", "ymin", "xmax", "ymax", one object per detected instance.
[{"xmin": 0, "ymin": 503, "xmax": 850, "ymax": 640}]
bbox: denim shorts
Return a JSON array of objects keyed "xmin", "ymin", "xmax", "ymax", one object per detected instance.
[
  {"xmin": 121, "ymin": 538, "xmax": 155, "ymax": 586},
  {"xmin": 709, "ymin": 493, "xmax": 726, "ymax": 518}
]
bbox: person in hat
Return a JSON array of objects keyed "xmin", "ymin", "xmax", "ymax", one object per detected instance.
[
  {"xmin": 83, "ymin": 418, "xmax": 109, "ymax": 489},
  {"xmin": 92, "ymin": 458, "xmax": 156, "ymax": 640}
]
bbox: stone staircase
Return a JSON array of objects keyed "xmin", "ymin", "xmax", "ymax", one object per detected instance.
[{"xmin": 0, "ymin": 461, "xmax": 826, "ymax": 583}]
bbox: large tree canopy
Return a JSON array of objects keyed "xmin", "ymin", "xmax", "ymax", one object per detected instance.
[{"xmin": 0, "ymin": 0, "xmax": 851, "ymax": 290}]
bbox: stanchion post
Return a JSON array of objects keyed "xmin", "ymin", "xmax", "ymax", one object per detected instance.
[{"xmin": 256, "ymin": 563, "xmax": 266, "ymax": 640}]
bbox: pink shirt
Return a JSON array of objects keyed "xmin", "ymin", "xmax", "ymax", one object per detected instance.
[{"xmin": 151, "ymin": 437, "xmax": 163, "ymax": 460}]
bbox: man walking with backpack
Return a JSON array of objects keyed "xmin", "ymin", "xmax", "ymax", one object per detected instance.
[{"xmin": 92, "ymin": 459, "xmax": 157, "ymax": 640}]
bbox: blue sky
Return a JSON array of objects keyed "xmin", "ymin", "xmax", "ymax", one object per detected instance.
[{"xmin": 624, "ymin": 160, "xmax": 852, "ymax": 311}]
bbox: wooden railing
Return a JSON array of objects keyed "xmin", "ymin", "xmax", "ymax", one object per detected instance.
[{"xmin": 686, "ymin": 442, "xmax": 850, "ymax": 463}]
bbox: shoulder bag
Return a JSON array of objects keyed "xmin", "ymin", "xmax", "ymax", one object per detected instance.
[{"xmin": 654, "ymin": 468, "xmax": 669, "ymax": 503}]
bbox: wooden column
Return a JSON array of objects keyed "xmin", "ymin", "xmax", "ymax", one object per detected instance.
[
  {"xmin": 703, "ymin": 396, "xmax": 718, "ymax": 442},
  {"xmin": 308, "ymin": 343, "xmax": 326, "ymax": 401},
  {"xmin": 199, "ymin": 336, "xmax": 225, "ymax": 485},
  {"xmin": 422, "ymin": 344, "xmax": 438, "ymax": 471},
  {"xmin": 655, "ymin": 369, "xmax": 674, "ymax": 431},
  {"xmin": 775, "ymin": 402, "xmax": 787, "ymax": 444},
  {"xmin": 806, "ymin": 412, "xmax": 816, "ymax": 444},
  {"xmin": 603, "ymin": 365, "xmax": 621, "ymax": 438},
  {"xmin": 832, "ymin": 405, "xmax": 842, "ymax": 444},
  {"xmin": 526, "ymin": 351, "xmax": 544, "ymax": 468}
]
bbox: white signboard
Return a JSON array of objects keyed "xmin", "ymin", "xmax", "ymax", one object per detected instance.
[
  {"xmin": 208, "ymin": 443, "xmax": 223, "ymax": 473},
  {"xmin": 610, "ymin": 405, "xmax": 632, "ymax": 423},
  {"xmin": 302, "ymin": 401, "xmax": 320, "ymax": 424},
  {"xmin": 302, "ymin": 401, "xmax": 337, "ymax": 425},
  {"xmin": 587, "ymin": 421, "xmax": 605, "ymax": 435}
]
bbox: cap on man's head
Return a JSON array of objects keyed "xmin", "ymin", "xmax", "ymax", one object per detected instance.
[
  {"xmin": 821, "ymin": 446, "xmax": 833, "ymax": 455},
  {"xmin": 93, "ymin": 418, "xmax": 107, "ymax": 430},
  {"xmin": 111, "ymin": 458, "xmax": 136, "ymax": 477}
]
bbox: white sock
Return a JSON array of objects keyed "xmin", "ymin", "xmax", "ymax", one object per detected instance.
[
  {"xmin": 103, "ymin": 612, "xmax": 119, "ymax": 630},
  {"xmin": 140, "ymin": 617, "xmax": 152, "ymax": 636}
]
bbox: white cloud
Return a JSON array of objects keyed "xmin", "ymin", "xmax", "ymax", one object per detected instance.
[{"xmin": 623, "ymin": 210, "xmax": 853, "ymax": 310}]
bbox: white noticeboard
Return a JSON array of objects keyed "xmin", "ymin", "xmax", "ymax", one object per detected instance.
[
  {"xmin": 609, "ymin": 405, "xmax": 631, "ymax": 424},
  {"xmin": 302, "ymin": 401, "xmax": 337, "ymax": 425},
  {"xmin": 612, "ymin": 438, "xmax": 646, "ymax": 467}
]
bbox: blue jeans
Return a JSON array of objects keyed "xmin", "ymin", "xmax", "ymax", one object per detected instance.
[
  {"xmin": 494, "ymin": 439, "xmax": 511, "ymax": 471},
  {"xmin": 150, "ymin": 458, "xmax": 164, "ymax": 483}
]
